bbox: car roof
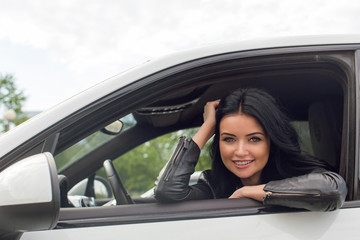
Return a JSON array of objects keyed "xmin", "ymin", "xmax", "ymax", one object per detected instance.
[{"xmin": 1, "ymin": 34, "xmax": 360, "ymax": 158}]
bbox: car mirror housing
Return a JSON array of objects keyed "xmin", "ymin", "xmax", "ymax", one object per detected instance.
[
  {"xmin": 0, "ymin": 152, "xmax": 60, "ymax": 232},
  {"xmin": 101, "ymin": 120, "xmax": 123, "ymax": 135}
]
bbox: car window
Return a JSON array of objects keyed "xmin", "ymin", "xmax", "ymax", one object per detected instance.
[
  {"xmin": 61, "ymin": 117, "xmax": 313, "ymax": 203},
  {"xmin": 54, "ymin": 114, "xmax": 137, "ymax": 171},
  {"xmin": 92, "ymin": 121, "xmax": 312, "ymax": 199},
  {"xmin": 95, "ymin": 127, "xmax": 212, "ymax": 198}
]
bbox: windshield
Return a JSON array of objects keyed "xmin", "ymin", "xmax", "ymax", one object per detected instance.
[{"xmin": 54, "ymin": 114, "xmax": 136, "ymax": 171}]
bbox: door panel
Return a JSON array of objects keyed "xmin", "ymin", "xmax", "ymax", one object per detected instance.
[{"xmin": 21, "ymin": 208, "xmax": 360, "ymax": 240}]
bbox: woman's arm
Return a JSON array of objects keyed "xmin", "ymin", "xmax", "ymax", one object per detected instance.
[
  {"xmin": 263, "ymin": 170, "xmax": 347, "ymax": 211},
  {"xmin": 154, "ymin": 137, "xmax": 214, "ymax": 202},
  {"xmin": 229, "ymin": 170, "xmax": 347, "ymax": 211},
  {"xmin": 229, "ymin": 184, "xmax": 266, "ymax": 201},
  {"xmin": 192, "ymin": 100, "xmax": 219, "ymax": 149},
  {"xmin": 154, "ymin": 100, "xmax": 220, "ymax": 202}
]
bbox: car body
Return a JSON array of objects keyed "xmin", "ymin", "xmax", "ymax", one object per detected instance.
[{"xmin": 1, "ymin": 35, "xmax": 360, "ymax": 239}]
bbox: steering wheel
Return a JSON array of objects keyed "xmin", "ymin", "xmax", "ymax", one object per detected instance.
[{"xmin": 103, "ymin": 159, "xmax": 134, "ymax": 205}]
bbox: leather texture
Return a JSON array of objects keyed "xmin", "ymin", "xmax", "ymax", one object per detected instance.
[
  {"xmin": 155, "ymin": 137, "xmax": 347, "ymax": 211},
  {"xmin": 263, "ymin": 170, "xmax": 347, "ymax": 211},
  {"xmin": 155, "ymin": 137, "xmax": 214, "ymax": 202}
]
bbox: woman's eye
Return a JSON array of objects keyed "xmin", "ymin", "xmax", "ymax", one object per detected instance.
[
  {"xmin": 222, "ymin": 137, "xmax": 235, "ymax": 143},
  {"xmin": 249, "ymin": 137, "xmax": 261, "ymax": 142}
]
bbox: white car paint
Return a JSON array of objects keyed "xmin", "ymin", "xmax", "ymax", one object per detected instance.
[
  {"xmin": 21, "ymin": 208, "xmax": 360, "ymax": 240},
  {"xmin": 0, "ymin": 153, "xmax": 53, "ymax": 205}
]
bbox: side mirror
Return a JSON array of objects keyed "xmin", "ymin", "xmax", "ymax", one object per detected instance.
[{"xmin": 0, "ymin": 152, "xmax": 60, "ymax": 232}]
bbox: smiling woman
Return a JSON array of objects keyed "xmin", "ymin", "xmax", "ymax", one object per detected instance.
[
  {"xmin": 155, "ymin": 88, "xmax": 347, "ymax": 211},
  {"xmin": 219, "ymin": 113, "xmax": 271, "ymax": 187}
]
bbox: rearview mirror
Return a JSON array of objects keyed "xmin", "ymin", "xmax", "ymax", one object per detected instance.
[
  {"xmin": 101, "ymin": 120, "xmax": 123, "ymax": 135},
  {"xmin": 0, "ymin": 152, "xmax": 60, "ymax": 232}
]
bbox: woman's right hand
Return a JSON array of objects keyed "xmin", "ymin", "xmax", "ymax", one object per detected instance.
[
  {"xmin": 202, "ymin": 100, "xmax": 220, "ymax": 126},
  {"xmin": 192, "ymin": 100, "xmax": 220, "ymax": 150}
]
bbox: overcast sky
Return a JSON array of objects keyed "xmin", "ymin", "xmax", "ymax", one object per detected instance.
[{"xmin": 1, "ymin": 0, "xmax": 360, "ymax": 112}]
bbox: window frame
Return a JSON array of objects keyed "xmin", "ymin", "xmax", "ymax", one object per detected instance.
[{"xmin": 43, "ymin": 46, "xmax": 360, "ymax": 228}]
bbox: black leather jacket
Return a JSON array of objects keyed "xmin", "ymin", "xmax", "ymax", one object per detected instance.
[{"xmin": 155, "ymin": 137, "xmax": 347, "ymax": 211}]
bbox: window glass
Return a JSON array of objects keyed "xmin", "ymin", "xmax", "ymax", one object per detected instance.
[
  {"xmin": 55, "ymin": 114, "xmax": 137, "ymax": 171},
  {"xmin": 96, "ymin": 127, "xmax": 212, "ymax": 197}
]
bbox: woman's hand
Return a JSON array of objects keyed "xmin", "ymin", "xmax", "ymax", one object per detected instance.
[
  {"xmin": 192, "ymin": 100, "xmax": 220, "ymax": 149},
  {"xmin": 202, "ymin": 100, "xmax": 220, "ymax": 126},
  {"xmin": 229, "ymin": 184, "xmax": 266, "ymax": 202}
]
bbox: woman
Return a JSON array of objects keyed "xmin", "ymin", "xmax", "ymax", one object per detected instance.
[{"xmin": 155, "ymin": 88, "xmax": 347, "ymax": 211}]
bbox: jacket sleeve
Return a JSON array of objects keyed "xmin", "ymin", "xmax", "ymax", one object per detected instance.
[
  {"xmin": 154, "ymin": 137, "xmax": 215, "ymax": 202},
  {"xmin": 263, "ymin": 170, "xmax": 347, "ymax": 211}
]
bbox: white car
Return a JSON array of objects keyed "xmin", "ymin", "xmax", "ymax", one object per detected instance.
[{"xmin": 1, "ymin": 35, "xmax": 360, "ymax": 240}]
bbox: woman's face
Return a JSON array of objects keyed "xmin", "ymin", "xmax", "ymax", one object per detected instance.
[{"xmin": 219, "ymin": 113, "xmax": 270, "ymax": 186}]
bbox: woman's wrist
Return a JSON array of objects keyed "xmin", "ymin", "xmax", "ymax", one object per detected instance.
[
  {"xmin": 192, "ymin": 121, "xmax": 215, "ymax": 149},
  {"xmin": 229, "ymin": 184, "xmax": 266, "ymax": 202}
]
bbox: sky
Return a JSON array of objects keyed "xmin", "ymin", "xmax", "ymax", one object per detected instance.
[{"xmin": 1, "ymin": 0, "xmax": 360, "ymax": 112}]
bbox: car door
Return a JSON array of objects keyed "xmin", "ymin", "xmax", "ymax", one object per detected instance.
[{"xmin": 21, "ymin": 207, "xmax": 360, "ymax": 240}]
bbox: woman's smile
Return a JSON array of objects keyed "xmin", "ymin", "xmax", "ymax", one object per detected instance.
[
  {"xmin": 233, "ymin": 159, "xmax": 254, "ymax": 168},
  {"xmin": 219, "ymin": 113, "xmax": 270, "ymax": 186}
]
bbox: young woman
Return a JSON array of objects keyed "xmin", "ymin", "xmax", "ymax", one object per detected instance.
[{"xmin": 155, "ymin": 88, "xmax": 347, "ymax": 211}]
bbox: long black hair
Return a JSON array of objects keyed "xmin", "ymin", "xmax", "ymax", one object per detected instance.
[{"xmin": 210, "ymin": 88, "xmax": 329, "ymax": 198}]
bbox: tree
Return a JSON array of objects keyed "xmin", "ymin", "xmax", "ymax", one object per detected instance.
[{"xmin": 0, "ymin": 74, "xmax": 27, "ymax": 132}]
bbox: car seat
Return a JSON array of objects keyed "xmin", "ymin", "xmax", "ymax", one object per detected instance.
[{"xmin": 308, "ymin": 96, "xmax": 343, "ymax": 171}]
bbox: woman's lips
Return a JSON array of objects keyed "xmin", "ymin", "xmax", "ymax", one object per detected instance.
[{"xmin": 233, "ymin": 160, "xmax": 254, "ymax": 168}]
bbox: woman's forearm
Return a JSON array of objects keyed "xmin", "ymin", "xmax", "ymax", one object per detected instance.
[
  {"xmin": 193, "ymin": 100, "xmax": 219, "ymax": 149},
  {"xmin": 229, "ymin": 184, "xmax": 266, "ymax": 202},
  {"xmin": 263, "ymin": 171, "xmax": 347, "ymax": 211},
  {"xmin": 192, "ymin": 121, "xmax": 215, "ymax": 150}
]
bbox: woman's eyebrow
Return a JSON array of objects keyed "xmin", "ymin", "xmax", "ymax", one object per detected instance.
[
  {"xmin": 246, "ymin": 132, "xmax": 265, "ymax": 136},
  {"xmin": 220, "ymin": 132, "xmax": 236, "ymax": 137},
  {"xmin": 220, "ymin": 132, "xmax": 265, "ymax": 137}
]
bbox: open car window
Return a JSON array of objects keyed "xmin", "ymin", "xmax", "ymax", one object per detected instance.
[
  {"xmin": 64, "ymin": 127, "xmax": 213, "ymax": 206},
  {"xmin": 95, "ymin": 127, "xmax": 212, "ymax": 199},
  {"xmin": 63, "ymin": 118, "xmax": 314, "ymax": 206},
  {"xmin": 94, "ymin": 120, "xmax": 313, "ymax": 201}
]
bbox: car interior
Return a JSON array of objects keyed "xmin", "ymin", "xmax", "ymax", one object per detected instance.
[{"xmin": 52, "ymin": 50, "xmax": 352, "ymax": 227}]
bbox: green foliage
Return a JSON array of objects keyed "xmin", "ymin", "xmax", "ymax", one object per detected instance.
[
  {"xmin": 101, "ymin": 128, "xmax": 212, "ymax": 196},
  {"xmin": 55, "ymin": 114, "xmax": 213, "ymax": 197},
  {"xmin": 0, "ymin": 74, "xmax": 27, "ymax": 132}
]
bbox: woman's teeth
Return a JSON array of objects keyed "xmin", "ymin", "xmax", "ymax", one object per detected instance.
[{"xmin": 234, "ymin": 160, "xmax": 253, "ymax": 166}]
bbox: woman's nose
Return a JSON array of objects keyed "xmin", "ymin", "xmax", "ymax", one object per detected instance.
[{"xmin": 234, "ymin": 142, "xmax": 249, "ymax": 156}]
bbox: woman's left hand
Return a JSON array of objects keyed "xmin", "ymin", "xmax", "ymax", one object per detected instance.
[{"xmin": 229, "ymin": 184, "xmax": 266, "ymax": 202}]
